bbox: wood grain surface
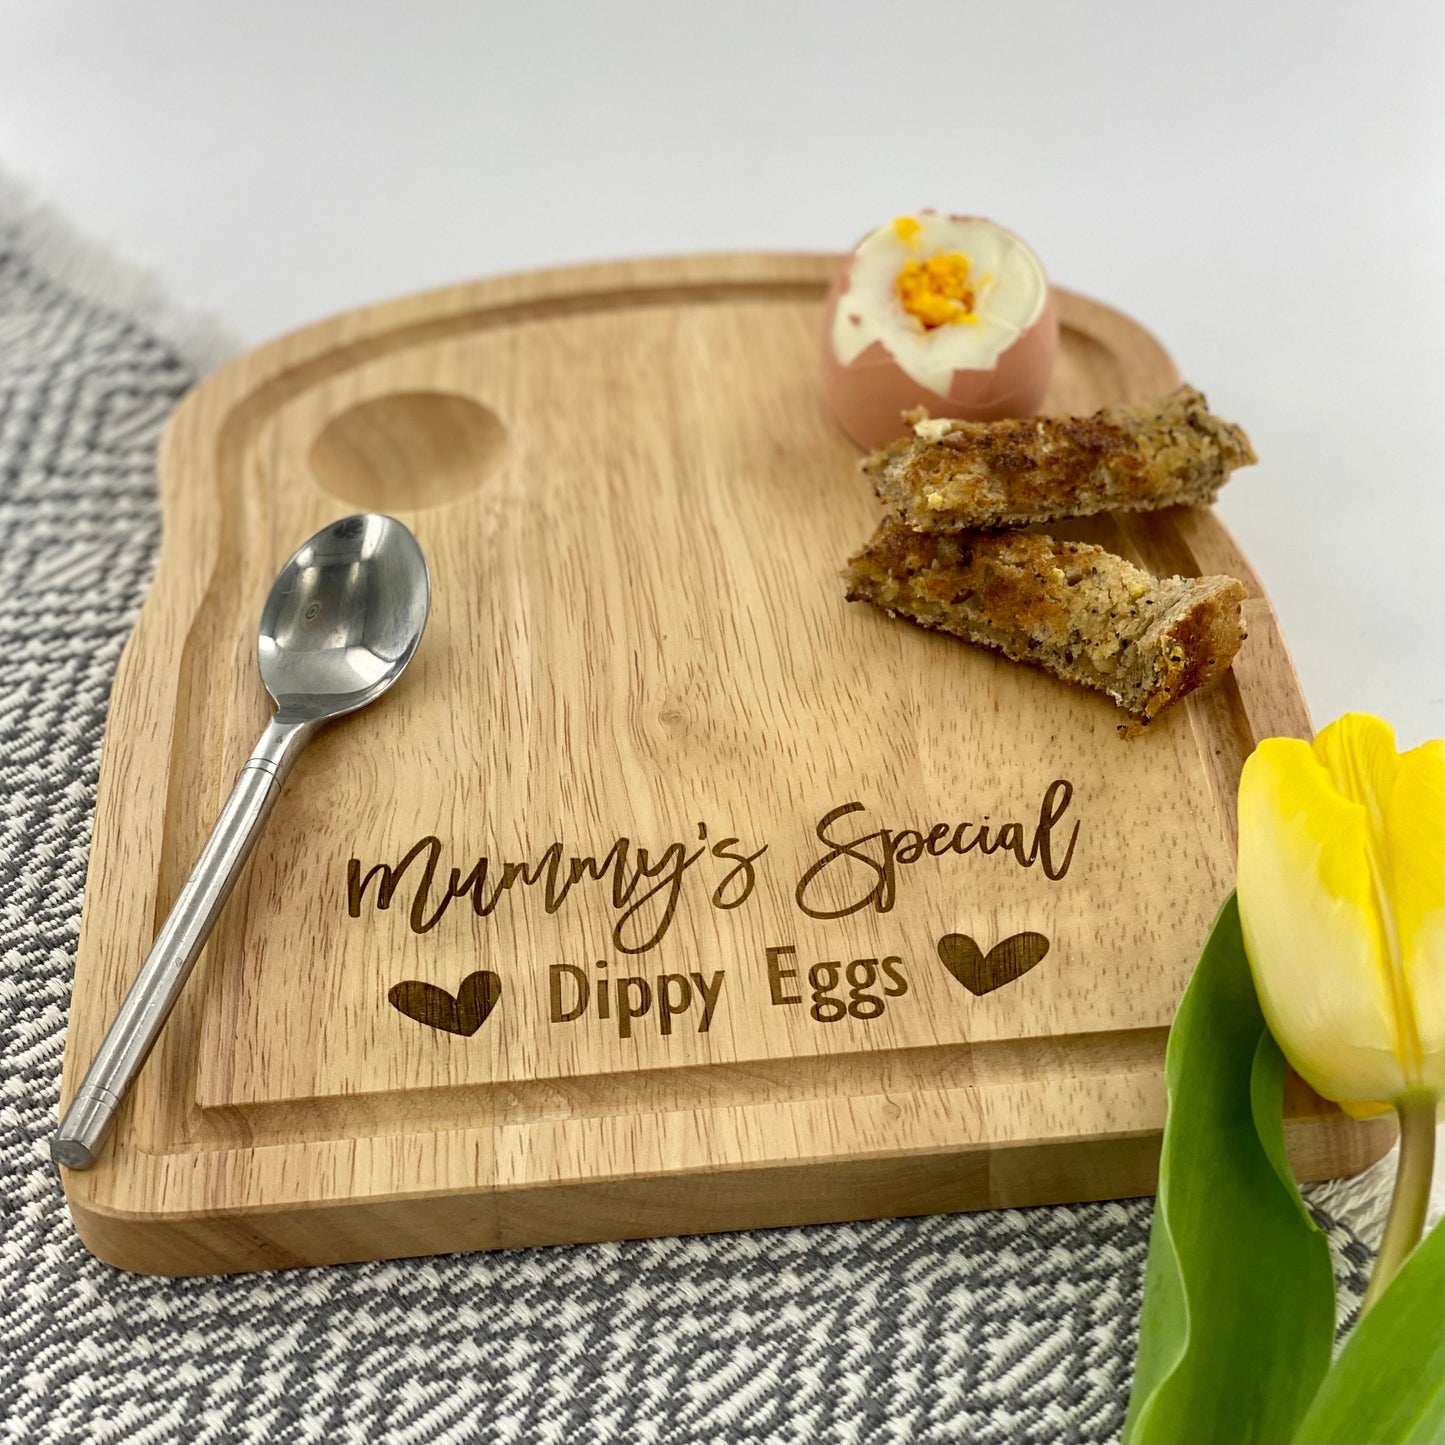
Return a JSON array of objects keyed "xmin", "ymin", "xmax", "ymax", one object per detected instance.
[{"xmin": 56, "ymin": 254, "xmax": 1392, "ymax": 1275}]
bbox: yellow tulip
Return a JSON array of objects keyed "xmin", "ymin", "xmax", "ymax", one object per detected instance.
[{"xmin": 1237, "ymin": 713, "xmax": 1443, "ymax": 1119}]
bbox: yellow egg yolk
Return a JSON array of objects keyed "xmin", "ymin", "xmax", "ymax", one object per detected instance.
[{"xmin": 895, "ymin": 251, "xmax": 980, "ymax": 329}]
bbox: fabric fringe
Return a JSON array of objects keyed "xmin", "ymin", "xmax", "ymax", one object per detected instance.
[{"xmin": 0, "ymin": 166, "xmax": 237, "ymax": 375}]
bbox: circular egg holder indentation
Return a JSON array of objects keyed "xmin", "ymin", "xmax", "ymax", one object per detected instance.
[{"xmin": 309, "ymin": 391, "xmax": 508, "ymax": 512}]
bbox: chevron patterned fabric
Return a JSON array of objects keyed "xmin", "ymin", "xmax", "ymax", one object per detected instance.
[{"xmin": 0, "ymin": 228, "xmax": 1375, "ymax": 1444}]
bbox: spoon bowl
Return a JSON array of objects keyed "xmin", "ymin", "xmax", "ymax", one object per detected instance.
[{"xmin": 259, "ymin": 513, "xmax": 430, "ymax": 720}]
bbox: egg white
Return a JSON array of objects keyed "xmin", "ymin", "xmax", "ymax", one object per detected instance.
[{"xmin": 830, "ymin": 214, "xmax": 1049, "ymax": 396}]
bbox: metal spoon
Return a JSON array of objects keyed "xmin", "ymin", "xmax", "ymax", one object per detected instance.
[{"xmin": 52, "ymin": 513, "xmax": 431, "ymax": 1169}]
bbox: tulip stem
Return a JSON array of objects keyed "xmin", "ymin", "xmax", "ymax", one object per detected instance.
[{"xmin": 1362, "ymin": 1092, "xmax": 1436, "ymax": 1313}]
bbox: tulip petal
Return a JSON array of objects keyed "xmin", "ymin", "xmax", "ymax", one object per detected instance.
[
  {"xmin": 1388, "ymin": 739, "xmax": 1445, "ymax": 1095},
  {"xmin": 1238, "ymin": 737, "xmax": 1405, "ymax": 1109},
  {"xmin": 1312, "ymin": 713, "xmax": 1400, "ymax": 817}
]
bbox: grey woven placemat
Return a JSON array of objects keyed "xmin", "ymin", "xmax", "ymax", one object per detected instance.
[{"xmin": 0, "ymin": 196, "xmax": 1376, "ymax": 1445}]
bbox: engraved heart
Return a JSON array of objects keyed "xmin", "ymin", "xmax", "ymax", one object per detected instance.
[
  {"xmin": 388, "ymin": 970, "xmax": 502, "ymax": 1035},
  {"xmin": 936, "ymin": 932, "xmax": 1050, "ymax": 996}
]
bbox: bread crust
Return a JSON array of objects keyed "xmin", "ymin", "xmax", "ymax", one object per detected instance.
[
  {"xmin": 843, "ymin": 518, "xmax": 1248, "ymax": 725},
  {"xmin": 865, "ymin": 384, "xmax": 1256, "ymax": 532}
]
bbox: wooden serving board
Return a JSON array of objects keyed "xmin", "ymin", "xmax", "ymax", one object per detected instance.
[{"xmin": 59, "ymin": 253, "xmax": 1391, "ymax": 1275}]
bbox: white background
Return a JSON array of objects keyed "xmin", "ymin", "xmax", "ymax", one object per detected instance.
[{"xmin": 1, "ymin": 0, "xmax": 1441, "ymax": 744}]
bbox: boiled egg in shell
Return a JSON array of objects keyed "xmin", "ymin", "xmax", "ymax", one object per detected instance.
[{"xmin": 820, "ymin": 213, "xmax": 1059, "ymax": 449}]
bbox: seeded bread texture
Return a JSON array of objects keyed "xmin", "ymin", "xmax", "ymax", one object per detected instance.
[
  {"xmin": 844, "ymin": 519, "xmax": 1247, "ymax": 725},
  {"xmin": 864, "ymin": 384, "xmax": 1256, "ymax": 532}
]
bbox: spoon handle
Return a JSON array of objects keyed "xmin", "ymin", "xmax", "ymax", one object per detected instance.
[{"xmin": 52, "ymin": 717, "xmax": 318, "ymax": 1169}]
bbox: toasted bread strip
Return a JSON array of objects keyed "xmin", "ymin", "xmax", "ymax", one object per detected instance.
[
  {"xmin": 844, "ymin": 518, "xmax": 1247, "ymax": 724},
  {"xmin": 865, "ymin": 384, "xmax": 1256, "ymax": 532}
]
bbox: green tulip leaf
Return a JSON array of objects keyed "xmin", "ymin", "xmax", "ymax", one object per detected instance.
[
  {"xmin": 1123, "ymin": 893, "xmax": 1336, "ymax": 1444},
  {"xmin": 1292, "ymin": 1219, "xmax": 1444, "ymax": 1444}
]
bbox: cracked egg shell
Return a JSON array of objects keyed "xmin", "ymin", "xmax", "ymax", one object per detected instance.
[{"xmin": 820, "ymin": 213, "xmax": 1059, "ymax": 449}]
